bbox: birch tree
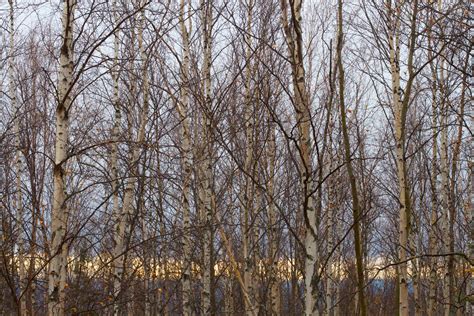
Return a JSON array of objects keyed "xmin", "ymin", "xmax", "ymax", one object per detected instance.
[
  {"xmin": 0, "ymin": 1, "xmax": 472, "ymax": 315},
  {"xmin": 178, "ymin": 0, "xmax": 193, "ymax": 313},
  {"xmin": 241, "ymin": 1, "xmax": 259, "ymax": 314},
  {"xmin": 112, "ymin": 3, "xmax": 149, "ymax": 313},
  {"xmin": 8, "ymin": 1, "xmax": 26, "ymax": 314},
  {"xmin": 386, "ymin": 1, "xmax": 418, "ymax": 314},
  {"xmin": 110, "ymin": 0, "xmax": 122, "ymax": 310},
  {"xmin": 265, "ymin": 80, "xmax": 280, "ymax": 315},
  {"xmin": 280, "ymin": 0, "xmax": 317, "ymax": 314},
  {"xmin": 48, "ymin": 1, "xmax": 76, "ymax": 315},
  {"xmin": 196, "ymin": 1, "xmax": 215, "ymax": 313},
  {"xmin": 335, "ymin": 1, "xmax": 367, "ymax": 314},
  {"xmin": 427, "ymin": 3, "xmax": 440, "ymax": 312}
]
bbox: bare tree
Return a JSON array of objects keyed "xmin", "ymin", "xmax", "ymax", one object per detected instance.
[{"xmin": 48, "ymin": 1, "xmax": 76, "ymax": 314}]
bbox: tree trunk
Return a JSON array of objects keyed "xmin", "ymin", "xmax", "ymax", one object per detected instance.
[
  {"xmin": 156, "ymin": 146, "xmax": 168, "ymax": 316},
  {"xmin": 412, "ymin": 213, "xmax": 421, "ymax": 316},
  {"xmin": 438, "ymin": 60, "xmax": 451, "ymax": 316},
  {"xmin": 112, "ymin": 4, "xmax": 148, "ymax": 313},
  {"xmin": 468, "ymin": 132, "xmax": 474, "ymax": 316},
  {"xmin": 325, "ymin": 156, "xmax": 335, "ymax": 316},
  {"xmin": 446, "ymin": 43, "xmax": 469, "ymax": 316},
  {"xmin": 427, "ymin": 9, "xmax": 439, "ymax": 313},
  {"xmin": 110, "ymin": 0, "xmax": 122, "ymax": 312},
  {"xmin": 267, "ymin": 112, "xmax": 280, "ymax": 315},
  {"xmin": 335, "ymin": 1, "xmax": 367, "ymax": 314},
  {"xmin": 9, "ymin": 1, "xmax": 26, "ymax": 314},
  {"xmin": 199, "ymin": 1, "xmax": 214, "ymax": 313},
  {"xmin": 241, "ymin": 1, "xmax": 258, "ymax": 314},
  {"xmin": 280, "ymin": 1, "xmax": 317, "ymax": 314},
  {"xmin": 388, "ymin": 1, "xmax": 418, "ymax": 315},
  {"xmin": 178, "ymin": 0, "xmax": 193, "ymax": 313},
  {"xmin": 48, "ymin": 1, "xmax": 75, "ymax": 315}
]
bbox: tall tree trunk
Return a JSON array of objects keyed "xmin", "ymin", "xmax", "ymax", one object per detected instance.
[
  {"xmin": 447, "ymin": 53, "xmax": 469, "ymax": 316},
  {"xmin": 388, "ymin": 7, "xmax": 408, "ymax": 314},
  {"xmin": 9, "ymin": 1, "xmax": 25, "ymax": 314},
  {"xmin": 138, "ymin": 153, "xmax": 150, "ymax": 316},
  {"xmin": 241, "ymin": 1, "xmax": 258, "ymax": 314},
  {"xmin": 178, "ymin": 0, "xmax": 193, "ymax": 313},
  {"xmin": 388, "ymin": 1, "xmax": 418, "ymax": 315},
  {"xmin": 199, "ymin": 1, "xmax": 214, "ymax": 313},
  {"xmin": 325, "ymin": 152, "xmax": 336, "ymax": 316},
  {"xmin": 48, "ymin": 1, "xmax": 75, "ymax": 315},
  {"xmin": 335, "ymin": 1, "xmax": 367, "ymax": 314},
  {"xmin": 427, "ymin": 8, "xmax": 439, "ymax": 313},
  {"xmin": 155, "ymin": 144, "xmax": 168, "ymax": 316},
  {"xmin": 324, "ymin": 38, "xmax": 338, "ymax": 316},
  {"xmin": 267, "ymin": 111, "xmax": 280, "ymax": 315},
  {"xmin": 468, "ymin": 128, "xmax": 474, "ymax": 316},
  {"xmin": 280, "ymin": 1, "xmax": 317, "ymax": 314},
  {"xmin": 26, "ymin": 74, "xmax": 40, "ymax": 316},
  {"xmin": 110, "ymin": 0, "xmax": 122, "ymax": 312},
  {"xmin": 334, "ymin": 185, "xmax": 342, "ymax": 316},
  {"xmin": 112, "ymin": 4, "xmax": 148, "ymax": 314},
  {"xmin": 438, "ymin": 59, "xmax": 451, "ymax": 316},
  {"xmin": 412, "ymin": 205, "xmax": 421, "ymax": 316}
]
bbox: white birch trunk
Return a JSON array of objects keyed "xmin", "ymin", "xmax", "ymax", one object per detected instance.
[
  {"xmin": 199, "ymin": 1, "xmax": 214, "ymax": 313},
  {"xmin": 110, "ymin": 0, "xmax": 122, "ymax": 311},
  {"xmin": 178, "ymin": 0, "xmax": 193, "ymax": 313},
  {"xmin": 280, "ymin": 1, "xmax": 317, "ymax": 314},
  {"xmin": 112, "ymin": 5, "xmax": 149, "ymax": 314},
  {"xmin": 9, "ymin": 1, "xmax": 26, "ymax": 314},
  {"xmin": 427, "ymin": 13, "xmax": 439, "ymax": 314},
  {"xmin": 449, "ymin": 52, "xmax": 469, "ymax": 316},
  {"xmin": 48, "ymin": 1, "xmax": 75, "ymax": 315},
  {"xmin": 468, "ymin": 133, "xmax": 474, "ymax": 316},
  {"xmin": 241, "ymin": 1, "xmax": 258, "ymax": 314},
  {"xmin": 392, "ymin": 41, "xmax": 410, "ymax": 316},
  {"xmin": 155, "ymin": 148, "xmax": 169, "ymax": 316},
  {"xmin": 267, "ymin": 114, "xmax": 280, "ymax": 315},
  {"xmin": 138, "ymin": 160, "xmax": 151, "ymax": 316},
  {"xmin": 439, "ymin": 62, "xmax": 451, "ymax": 316},
  {"xmin": 325, "ymin": 152, "xmax": 336, "ymax": 316},
  {"xmin": 387, "ymin": 2, "xmax": 416, "ymax": 314}
]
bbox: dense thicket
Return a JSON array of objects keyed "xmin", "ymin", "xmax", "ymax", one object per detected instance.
[{"xmin": 0, "ymin": 0, "xmax": 471, "ymax": 315}]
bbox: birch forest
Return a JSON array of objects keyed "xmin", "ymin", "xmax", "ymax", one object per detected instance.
[{"xmin": 0, "ymin": 0, "xmax": 472, "ymax": 315}]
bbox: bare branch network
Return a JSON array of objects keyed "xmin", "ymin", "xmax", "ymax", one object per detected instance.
[{"xmin": 0, "ymin": 0, "xmax": 471, "ymax": 315}]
